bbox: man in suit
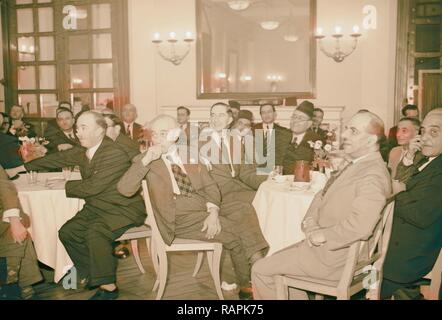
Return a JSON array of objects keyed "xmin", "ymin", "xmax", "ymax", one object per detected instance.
[
  {"xmin": 0, "ymin": 166, "xmax": 42, "ymax": 300},
  {"xmin": 121, "ymin": 104, "xmax": 143, "ymax": 142},
  {"xmin": 381, "ymin": 108, "xmax": 442, "ymax": 300},
  {"xmin": 0, "ymin": 113, "xmax": 23, "ymax": 170},
  {"xmin": 45, "ymin": 107, "xmax": 80, "ymax": 153},
  {"xmin": 200, "ymin": 102, "xmax": 267, "ymax": 204},
  {"xmin": 22, "ymin": 111, "xmax": 146, "ymax": 300},
  {"xmin": 281, "ymin": 101, "xmax": 322, "ymax": 175},
  {"xmin": 118, "ymin": 115, "xmax": 268, "ymax": 300},
  {"xmin": 229, "ymin": 100, "xmax": 241, "ymax": 123},
  {"xmin": 104, "ymin": 114, "xmax": 140, "ymax": 160},
  {"xmin": 8, "ymin": 105, "xmax": 36, "ymax": 138},
  {"xmin": 387, "ymin": 104, "xmax": 420, "ymax": 150},
  {"xmin": 312, "ymin": 108, "xmax": 328, "ymax": 143},
  {"xmin": 252, "ymin": 111, "xmax": 391, "ymax": 300},
  {"xmin": 253, "ymin": 103, "xmax": 291, "ymax": 169},
  {"xmin": 176, "ymin": 106, "xmax": 199, "ymax": 147}
]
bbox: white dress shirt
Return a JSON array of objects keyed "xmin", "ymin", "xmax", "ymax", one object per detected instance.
[
  {"xmin": 291, "ymin": 132, "xmax": 306, "ymax": 145},
  {"xmin": 162, "ymin": 145, "xmax": 219, "ymax": 212},
  {"xmin": 86, "ymin": 140, "xmax": 103, "ymax": 161},
  {"xmin": 419, "ymin": 156, "xmax": 435, "ymax": 172},
  {"xmin": 123, "ymin": 122, "xmax": 134, "ymax": 139},
  {"xmin": 2, "ymin": 208, "xmax": 20, "ymax": 223}
]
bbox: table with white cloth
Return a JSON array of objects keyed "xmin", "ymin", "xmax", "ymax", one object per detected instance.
[
  {"xmin": 13, "ymin": 172, "xmax": 84, "ymax": 283},
  {"xmin": 252, "ymin": 172, "xmax": 327, "ymax": 256}
]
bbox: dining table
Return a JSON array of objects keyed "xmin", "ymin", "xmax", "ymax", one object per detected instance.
[{"xmin": 14, "ymin": 171, "xmax": 84, "ymax": 283}]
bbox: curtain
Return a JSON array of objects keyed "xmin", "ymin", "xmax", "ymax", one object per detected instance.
[{"xmin": 422, "ymin": 73, "xmax": 442, "ymax": 117}]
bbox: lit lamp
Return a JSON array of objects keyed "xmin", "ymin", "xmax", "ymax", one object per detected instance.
[
  {"xmin": 315, "ymin": 25, "xmax": 362, "ymax": 63},
  {"xmin": 152, "ymin": 31, "xmax": 195, "ymax": 66}
]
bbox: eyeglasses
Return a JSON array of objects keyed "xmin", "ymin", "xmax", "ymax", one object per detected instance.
[{"xmin": 291, "ymin": 115, "xmax": 310, "ymax": 123}]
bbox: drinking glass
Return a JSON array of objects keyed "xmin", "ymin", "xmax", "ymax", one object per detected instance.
[{"xmin": 26, "ymin": 171, "xmax": 38, "ymax": 184}]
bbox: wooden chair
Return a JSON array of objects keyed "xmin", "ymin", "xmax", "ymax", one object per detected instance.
[
  {"xmin": 115, "ymin": 223, "xmax": 152, "ymax": 274},
  {"xmin": 274, "ymin": 201, "xmax": 395, "ymax": 300},
  {"xmin": 141, "ymin": 180, "xmax": 224, "ymax": 300}
]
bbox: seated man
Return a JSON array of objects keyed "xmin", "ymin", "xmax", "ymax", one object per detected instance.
[
  {"xmin": 0, "ymin": 113, "xmax": 23, "ymax": 170},
  {"xmin": 103, "ymin": 113, "xmax": 140, "ymax": 160},
  {"xmin": 252, "ymin": 111, "xmax": 391, "ymax": 299},
  {"xmin": 381, "ymin": 108, "xmax": 442, "ymax": 300},
  {"xmin": 281, "ymin": 101, "xmax": 322, "ymax": 175},
  {"xmin": 118, "ymin": 115, "xmax": 268, "ymax": 300},
  {"xmin": 45, "ymin": 107, "xmax": 80, "ymax": 153},
  {"xmin": 0, "ymin": 166, "xmax": 42, "ymax": 300},
  {"xmin": 22, "ymin": 111, "xmax": 146, "ymax": 300}
]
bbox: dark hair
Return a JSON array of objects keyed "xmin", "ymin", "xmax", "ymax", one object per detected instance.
[
  {"xmin": 313, "ymin": 108, "xmax": 324, "ymax": 115},
  {"xmin": 210, "ymin": 102, "xmax": 233, "ymax": 117},
  {"xmin": 259, "ymin": 104, "xmax": 276, "ymax": 114},
  {"xmin": 58, "ymin": 101, "xmax": 72, "ymax": 110},
  {"xmin": 56, "ymin": 107, "xmax": 74, "ymax": 118},
  {"xmin": 228, "ymin": 100, "xmax": 241, "ymax": 110},
  {"xmin": 104, "ymin": 114, "xmax": 123, "ymax": 128},
  {"xmin": 177, "ymin": 106, "xmax": 191, "ymax": 116},
  {"xmin": 398, "ymin": 117, "xmax": 421, "ymax": 131},
  {"xmin": 401, "ymin": 104, "xmax": 419, "ymax": 117}
]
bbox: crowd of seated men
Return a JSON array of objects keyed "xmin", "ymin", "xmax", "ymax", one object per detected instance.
[{"xmin": 0, "ymin": 99, "xmax": 440, "ymax": 300}]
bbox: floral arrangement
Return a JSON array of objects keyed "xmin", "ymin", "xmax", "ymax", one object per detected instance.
[
  {"xmin": 308, "ymin": 128, "xmax": 339, "ymax": 172},
  {"xmin": 18, "ymin": 136, "xmax": 49, "ymax": 163},
  {"xmin": 10, "ymin": 120, "xmax": 32, "ymax": 137}
]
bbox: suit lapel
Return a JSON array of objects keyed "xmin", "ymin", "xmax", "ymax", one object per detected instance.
[{"xmin": 407, "ymin": 155, "xmax": 442, "ymax": 189}]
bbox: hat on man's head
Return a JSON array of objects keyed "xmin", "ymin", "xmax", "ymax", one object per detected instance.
[
  {"xmin": 296, "ymin": 101, "xmax": 314, "ymax": 119},
  {"xmin": 228, "ymin": 100, "xmax": 241, "ymax": 111},
  {"xmin": 237, "ymin": 110, "xmax": 253, "ymax": 122}
]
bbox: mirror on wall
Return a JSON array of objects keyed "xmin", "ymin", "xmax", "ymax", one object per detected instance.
[{"xmin": 196, "ymin": 0, "xmax": 317, "ymax": 100}]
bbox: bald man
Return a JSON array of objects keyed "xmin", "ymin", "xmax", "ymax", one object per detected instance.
[
  {"xmin": 118, "ymin": 115, "xmax": 268, "ymax": 300},
  {"xmin": 24, "ymin": 111, "xmax": 146, "ymax": 300},
  {"xmin": 381, "ymin": 108, "xmax": 442, "ymax": 300},
  {"xmin": 252, "ymin": 111, "xmax": 391, "ymax": 300}
]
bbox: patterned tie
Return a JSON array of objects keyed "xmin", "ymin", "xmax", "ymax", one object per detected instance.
[
  {"xmin": 321, "ymin": 161, "xmax": 353, "ymax": 196},
  {"xmin": 170, "ymin": 162, "xmax": 195, "ymax": 197}
]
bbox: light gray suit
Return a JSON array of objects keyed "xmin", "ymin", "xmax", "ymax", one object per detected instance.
[{"xmin": 251, "ymin": 152, "xmax": 391, "ymax": 299}]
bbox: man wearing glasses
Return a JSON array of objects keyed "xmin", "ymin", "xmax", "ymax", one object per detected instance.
[{"xmin": 281, "ymin": 101, "xmax": 321, "ymax": 175}]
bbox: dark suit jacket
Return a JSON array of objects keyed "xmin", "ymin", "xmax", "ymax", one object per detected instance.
[
  {"xmin": 25, "ymin": 137, "xmax": 146, "ymax": 230},
  {"xmin": 44, "ymin": 124, "xmax": 80, "ymax": 154},
  {"xmin": 118, "ymin": 154, "xmax": 221, "ymax": 245},
  {"xmin": 115, "ymin": 133, "xmax": 140, "ymax": 160},
  {"xmin": 281, "ymin": 129, "xmax": 322, "ymax": 175},
  {"xmin": 383, "ymin": 155, "xmax": 442, "ymax": 284},
  {"xmin": 0, "ymin": 133, "xmax": 23, "ymax": 169},
  {"xmin": 253, "ymin": 123, "xmax": 291, "ymax": 167},
  {"xmin": 312, "ymin": 127, "xmax": 328, "ymax": 144},
  {"xmin": 122, "ymin": 122, "xmax": 143, "ymax": 142}
]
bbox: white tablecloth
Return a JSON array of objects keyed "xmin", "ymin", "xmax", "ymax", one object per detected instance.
[
  {"xmin": 14, "ymin": 172, "xmax": 84, "ymax": 283},
  {"xmin": 252, "ymin": 173, "xmax": 327, "ymax": 256}
]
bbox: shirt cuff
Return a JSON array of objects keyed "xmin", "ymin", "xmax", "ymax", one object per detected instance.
[
  {"xmin": 2, "ymin": 208, "xmax": 21, "ymax": 223},
  {"xmin": 206, "ymin": 202, "xmax": 220, "ymax": 213}
]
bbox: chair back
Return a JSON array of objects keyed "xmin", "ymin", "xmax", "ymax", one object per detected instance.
[
  {"xmin": 337, "ymin": 201, "xmax": 395, "ymax": 292},
  {"xmin": 142, "ymin": 179, "xmax": 167, "ymax": 251}
]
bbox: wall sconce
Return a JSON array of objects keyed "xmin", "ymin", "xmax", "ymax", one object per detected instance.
[
  {"xmin": 228, "ymin": 0, "xmax": 250, "ymax": 11},
  {"xmin": 152, "ymin": 31, "xmax": 194, "ymax": 66},
  {"xmin": 315, "ymin": 26, "xmax": 362, "ymax": 63},
  {"xmin": 267, "ymin": 74, "xmax": 283, "ymax": 92}
]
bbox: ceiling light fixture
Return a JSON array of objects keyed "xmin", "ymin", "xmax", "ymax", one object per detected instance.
[{"xmin": 228, "ymin": 0, "xmax": 250, "ymax": 11}]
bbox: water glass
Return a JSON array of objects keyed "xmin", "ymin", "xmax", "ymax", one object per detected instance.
[{"xmin": 26, "ymin": 171, "xmax": 38, "ymax": 184}]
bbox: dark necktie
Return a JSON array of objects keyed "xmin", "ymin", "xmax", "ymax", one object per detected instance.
[
  {"xmin": 126, "ymin": 125, "xmax": 132, "ymax": 137},
  {"xmin": 170, "ymin": 162, "xmax": 195, "ymax": 197},
  {"xmin": 68, "ymin": 133, "xmax": 75, "ymax": 141},
  {"xmin": 322, "ymin": 162, "xmax": 353, "ymax": 196}
]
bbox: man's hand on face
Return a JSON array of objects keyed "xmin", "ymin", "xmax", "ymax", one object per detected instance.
[
  {"xmin": 9, "ymin": 217, "xmax": 28, "ymax": 244},
  {"xmin": 201, "ymin": 208, "xmax": 221, "ymax": 240},
  {"xmin": 142, "ymin": 145, "xmax": 163, "ymax": 166},
  {"xmin": 406, "ymin": 135, "xmax": 423, "ymax": 159}
]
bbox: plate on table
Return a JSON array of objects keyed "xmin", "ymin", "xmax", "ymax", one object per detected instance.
[{"xmin": 289, "ymin": 182, "xmax": 311, "ymax": 192}]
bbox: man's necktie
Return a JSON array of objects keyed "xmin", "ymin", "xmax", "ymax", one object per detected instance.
[
  {"xmin": 170, "ymin": 163, "xmax": 195, "ymax": 197},
  {"xmin": 69, "ymin": 133, "xmax": 75, "ymax": 141},
  {"xmin": 321, "ymin": 162, "xmax": 353, "ymax": 196},
  {"xmin": 126, "ymin": 125, "xmax": 131, "ymax": 138},
  {"xmin": 291, "ymin": 136, "xmax": 299, "ymax": 149}
]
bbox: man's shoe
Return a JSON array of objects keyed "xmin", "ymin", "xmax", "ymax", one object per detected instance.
[
  {"xmin": 89, "ymin": 288, "xmax": 119, "ymax": 300},
  {"xmin": 0, "ymin": 283, "xmax": 22, "ymax": 300},
  {"xmin": 238, "ymin": 287, "xmax": 254, "ymax": 300}
]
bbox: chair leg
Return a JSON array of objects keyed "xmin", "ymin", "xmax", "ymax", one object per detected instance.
[
  {"xmin": 148, "ymin": 238, "xmax": 159, "ymax": 277},
  {"xmin": 274, "ymin": 276, "xmax": 289, "ymax": 300},
  {"xmin": 336, "ymin": 290, "xmax": 350, "ymax": 300},
  {"xmin": 192, "ymin": 252, "xmax": 204, "ymax": 277},
  {"xmin": 429, "ymin": 272, "xmax": 441, "ymax": 300},
  {"xmin": 210, "ymin": 245, "xmax": 224, "ymax": 300},
  {"xmin": 154, "ymin": 250, "xmax": 168, "ymax": 300},
  {"xmin": 130, "ymin": 239, "xmax": 146, "ymax": 274}
]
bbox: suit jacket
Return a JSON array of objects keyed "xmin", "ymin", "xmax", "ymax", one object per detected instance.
[
  {"xmin": 25, "ymin": 137, "xmax": 146, "ymax": 229},
  {"xmin": 312, "ymin": 127, "xmax": 328, "ymax": 144},
  {"xmin": 115, "ymin": 133, "xmax": 140, "ymax": 160},
  {"xmin": 253, "ymin": 123, "xmax": 291, "ymax": 167},
  {"xmin": 198, "ymin": 131, "xmax": 267, "ymax": 204},
  {"xmin": 298, "ymin": 152, "xmax": 391, "ymax": 280},
  {"xmin": 0, "ymin": 166, "xmax": 30, "ymax": 236},
  {"xmin": 383, "ymin": 155, "xmax": 442, "ymax": 284},
  {"xmin": 44, "ymin": 124, "xmax": 80, "ymax": 154},
  {"xmin": 0, "ymin": 133, "xmax": 23, "ymax": 169},
  {"xmin": 118, "ymin": 154, "xmax": 221, "ymax": 245},
  {"xmin": 281, "ymin": 129, "xmax": 322, "ymax": 175},
  {"xmin": 122, "ymin": 122, "xmax": 143, "ymax": 142}
]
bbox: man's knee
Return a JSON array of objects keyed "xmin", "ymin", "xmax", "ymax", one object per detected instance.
[
  {"xmin": 59, "ymin": 224, "xmax": 73, "ymax": 243},
  {"xmin": 85, "ymin": 222, "xmax": 112, "ymax": 242}
]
